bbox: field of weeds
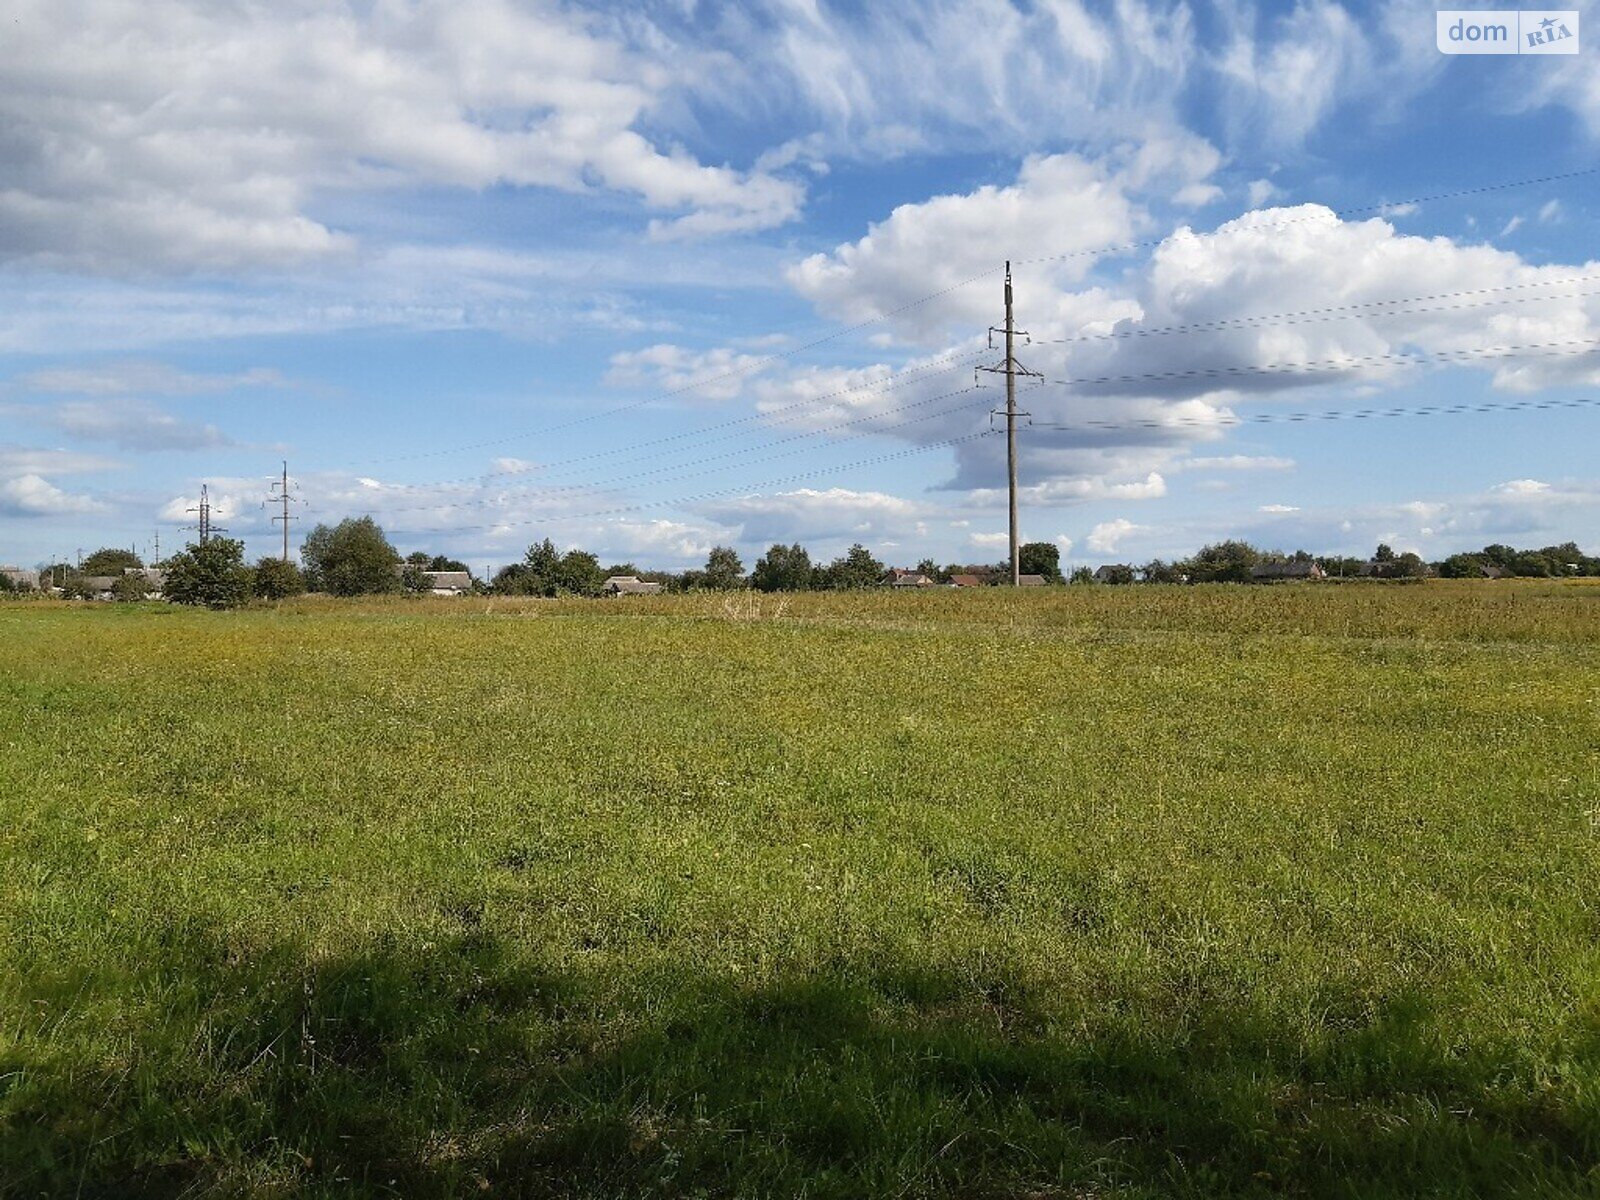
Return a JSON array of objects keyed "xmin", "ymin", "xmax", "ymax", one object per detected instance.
[{"xmin": 2, "ymin": 580, "xmax": 1598, "ymax": 1197}]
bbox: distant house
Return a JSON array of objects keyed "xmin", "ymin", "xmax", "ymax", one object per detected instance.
[
  {"xmin": 1016, "ymin": 574, "xmax": 1047, "ymax": 587},
  {"xmin": 124, "ymin": 566, "xmax": 166, "ymax": 598},
  {"xmin": 422, "ymin": 570, "xmax": 472, "ymax": 596},
  {"xmin": 81, "ymin": 576, "xmax": 119, "ymax": 600},
  {"xmin": 395, "ymin": 564, "xmax": 473, "ymax": 595},
  {"xmin": 885, "ymin": 567, "xmax": 936, "ymax": 588},
  {"xmin": 1, "ymin": 566, "xmax": 40, "ymax": 592},
  {"xmin": 1250, "ymin": 561, "xmax": 1326, "ymax": 582},
  {"xmin": 1479, "ymin": 564, "xmax": 1508, "ymax": 580},
  {"xmin": 603, "ymin": 575, "xmax": 663, "ymax": 596},
  {"xmin": 1093, "ymin": 564, "xmax": 1135, "ymax": 584},
  {"xmin": 948, "ymin": 574, "xmax": 986, "ymax": 588}
]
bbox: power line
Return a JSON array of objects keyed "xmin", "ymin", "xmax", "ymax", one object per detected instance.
[
  {"xmin": 332, "ymin": 277, "xmax": 1600, "ymax": 500},
  {"xmin": 1026, "ymin": 393, "xmax": 1600, "ymax": 433},
  {"xmin": 310, "ymin": 392, "xmax": 1600, "ymax": 540},
  {"xmin": 286, "ymin": 162, "xmax": 1600, "ymax": 487},
  {"xmin": 1012, "ymin": 166, "xmax": 1600, "ymax": 268},
  {"xmin": 265, "ymin": 461, "xmax": 301, "ymax": 562},
  {"xmin": 1029, "ymin": 275, "xmax": 1600, "ymax": 346},
  {"xmin": 293, "ymin": 338, "xmax": 1599, "ymax": 525},
  {"xmin": 975, "ymin": 263, "xmax": 1041, "ymax": 586},
  {"xmin": 306, "ymin": 386, "xmax": 990, "ymax": 519},
  {"xmin": 357, "ymin": 431, "xmax": 997, "ymax": 538},
  {"xmin": 184, "ymin": 484, "xmax": 225, "ymax": 545},
  {"xmin": 1028, "ymin": 335, "xmax": 1600, "ymax": 392},
  {"xmin": 300, "ymin": 385, "xmax": 1600, "ymax": 534},
  {"xmin": 354, "ymin": 273, "xmax": 1005, "ymax": 469},
  {"xmin": 364, "ymin": 347, "xmax": 989, "ymax": 493},
  {"xmin": 265, "ymin": 160, "xmax": 1600, "ymax": 548}
]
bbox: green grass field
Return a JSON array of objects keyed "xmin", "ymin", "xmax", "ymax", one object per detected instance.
[{"xmin": 3, "ymin": 582, "xmax": 1599, "ymax": 1198}]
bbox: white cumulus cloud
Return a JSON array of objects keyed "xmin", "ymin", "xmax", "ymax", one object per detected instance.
[
  {"xmin": 1086, "ymin": 517, "xmax": 1146, "ymax": 553},
  {"xmin": 0, "ymin": 0, "xmax": 803, "ymax": 272}
]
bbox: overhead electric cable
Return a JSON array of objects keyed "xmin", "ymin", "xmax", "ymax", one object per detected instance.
[
  {"xmin": 1012, "ymin": 166, "xmax": 1600, "ymax": 267},
  {"xmin": 367, "ymin": 347, "xmax": 988, "ymax": 493},
  {"xmin": 1031, "ymin": 335, "xmax": 1600, "ymax": 392},
  {"xmin": 1027, "ymin": 393, "xmax": 1600, "ymax": 433},
  {"xmin": 317, "ymin": 164, "xmax": 1599, "ymax": 471},
  {"xmin": 1030, "ymin": 275, "xmax": 1600, "ymax": 346},
  {"xmin": 314, "ymin": 431, "xmax": 999, "ymax": 537},
  {"xmin": 310, "ymin": 387, "xmax": 989, "ymax": 519}
]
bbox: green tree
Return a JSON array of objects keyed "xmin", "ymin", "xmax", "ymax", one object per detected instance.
[
  {"xmin": 1018, "ymin": 541, "xmax": 1063, "ymax": 582},
  {"xmin": 824, "ymin": 544, "xmax": 885, "ymax": 590},
  {"xmin": 751, "ymin": 543, "xmax": 813, "ymax": 592},
  {"xmin": 1373, "ymin": 543, "xmax": 1397, "ymax": 564},
  {"xmin": 491, "ymin": 563, "xmax": 534, "ymax": 594},
  {"xmin": 301, "ymin": 517, "xmax": 402, "ymax": 596},
  {"xmin": 554, "ymin": 550, "xmax": 605, "ymax": 597},
  {"xmin": 1069, "ymin": 566, "xmax": 1094, "ymax": 584},
  {"xmin": 703, "ymin": 546, "xmax": 745, "ymax": 590},
  {"xmin": 1316, "ymin": 555, "xmax": 1368, "ymax": 578},
  {"xmin": 254, "ymin": 557, "xmax": 306, "ymax": 600},
  {"xmin": 164, "ymin": 538, "xmax": 253, "ymax": 609},
  {"xmin": 1480, "ymin": 544, "xmax": 1518, "ymax": 571},
  {"xmin": 493, "ymin": 540, "xmax": 601, "ymax": 596},
  {"xmin": 400, "ymin": 562, "xmax": 432, "ymax": 593},
  {"xmin": 80, "ymin": 547, "xmax": 142, "ymax": 575},
  {"xmin": 1392, "ymin": 551, "xmax": 1429, "ymax": 579},
  {"xmin": 1438, "ymin": 552, "xmax": 1485, "ymax": 579},
  {"xmin": 1186, "ymin": 540, "xmax": 1260, "ymax": 583},
  {"xmin": 110, "ymin": 573, "xmax": 148, "ymax": 602},
  {"xmin": 505, "ymin": 538, "xmax": 563, "ymax": 595}
]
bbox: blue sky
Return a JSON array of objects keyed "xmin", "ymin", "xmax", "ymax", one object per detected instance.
[{"xmin": 1, "ymin": 0, "xmax": 1597, "ymax": 575}]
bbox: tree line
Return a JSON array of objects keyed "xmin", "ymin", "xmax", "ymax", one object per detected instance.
[
  {"xmin": 10, "ymin": 518, "xmax": 1596, "ymax": 609},
  {"xmin": 1081, "ymin": 539, "xmax": 1600, "ymax": 584}
]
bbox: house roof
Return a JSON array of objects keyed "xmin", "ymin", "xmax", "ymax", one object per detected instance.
[
  {"xmin": 1016, "ymin": 574, "xmax": 1047, "ymax": 587},
  {"xmin": 604, "ymin": 575, "xmax": 662, "ymax": 594},
  {"xmin": 1251, "ymin": 561, "xmax": 1322, "ymax": 579},
  {"xmin": 2, "ymin": 568, "xmax": 40, "ymax": 591},
  {"xmin": 948, "ymin": 574, "xmax": 984, "ymax": 587},
  {"xmin": 424, "ymin": 571, "xmax": 472, "ymax": 589},
  {"xmin": 82, "ymin": 576, "xmax": 119, "ymax": 591}
]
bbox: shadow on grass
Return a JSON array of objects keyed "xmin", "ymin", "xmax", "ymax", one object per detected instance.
[{"xmin": 3, "ymin": 925, "xmax": 1597, "ymax": 1199}]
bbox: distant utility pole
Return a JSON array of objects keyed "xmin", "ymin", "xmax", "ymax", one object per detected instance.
[
  {"xmin": 186, "ymin": 484, "xmax": 226, "ymax": 546},
  {"xmin": 978, "ymin": 261, "xmax": 1040, "ymax": 585},
  {"xmin": 266, "ymin": 461, "xmax": 299, "ymax": 562}
]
